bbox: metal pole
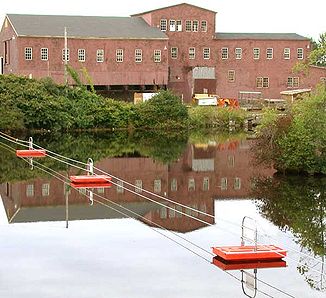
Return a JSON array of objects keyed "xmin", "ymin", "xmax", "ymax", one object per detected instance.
[
  {"xmin": 65, "ymin": 185, "xmax": 69, "ymax": 229},
  {"xmin": 64, "ymin": 27, "xmax": 68, "ymax": 85}
]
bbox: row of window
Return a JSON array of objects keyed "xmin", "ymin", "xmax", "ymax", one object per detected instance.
[
  {"xmin": 159, "ymin": 203, "xmax": 208, "ymax": 219},
  {"xmin": 160, "ymin": 19, "xmax": 208, "ymax": 32},
  {"xmin": 26, "ymin": 183, "xmax": 49, "ymax": 197}
]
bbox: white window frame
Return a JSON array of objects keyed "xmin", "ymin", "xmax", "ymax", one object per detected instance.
[
  {"xmin": 116, "ymin": 49, "xmax": 123, "ymax": 62},
  {"xmin": 26, "ymin": 184, "xmax": 34, "ymax": 197},
  {"xmin": 96, "ymin": 49, "xmax": 104, "ymax": 63},
  {"xmin": 135, "ymin": 48, "xmax": 142, "ymax": 63},
  {"xmin": 171, "ymin": 178, "xmax": 177, "ymax": 191},
  {"xmin": 203, "ymin": 47, "xmax": 210, "ymax": 60},
  {"xmin": 257, "ymin": 77, "xmax": 269, "ymax": 88},
  {"xmin": 135, "ymin": 179, "xmax": 143, "ymax": 193},
  {"xmin": 221, "ymin": 178, "xmax": 228, "ymax": 190},
  {"xmin": 62, "ymin": 48, "xmax": 69, "ymax": 62},
  {"xmin": 185, "ymin": 20, "xmax": 192, "ymax": 32},
  {"xmin": 176, "ymin": 20, "xmax": 182, "ymax": 31},
  {"xmin": 192, "ymin": 20, "xmax": 199, "ymax": 32},
  {"xmin": 154, "ymin": 49, "xmax": 161, "ymax": 62},
  {"xmin": 234, "ymin": 178, "xmax": 241, "ymax": 190},
  {"xmin": 203, "ymin": 177, "xmax": 209, "ymax": 191},
  {"xmin": 287, "ymin": 77, "xmax": 300, "ymax": 88},
  {"xmin": 201, "ymin": 20, "xmax": 207, "ymax": 32},
  {"xmin": 117, "ymin": 180, "xmax": 124, "ymax": 193},
  {"xmin": 169, "ymin": 19, "xmax": 176, "ymax": 31},
  {"xmin": 189, "ymin": 47, "xmax": 195, "ymax": 59},
  {"xmin": 171, "ymin": 47, "xmax": 178, "ymax": 59},
  {"xmin": 78, "ymin": 49, "xmax": 86, "ymax": 62},
  {"xmin": 40, "ymin": 48, "xmax": 48, "ymax": 61},
  {"xmin": 228, "ymin": 70, "xmax": 235, "ymax": 82},
  {"xmin": 160, "ymin": 19, "xmax": 167, "ymax": 31},
  {"xmin": 253, "ymin": 48, "xmax": 260, "ymax": 59},
  {"xmin": 221, "ymin": 47, "xmax": 228, "ymax": 59},
  {"xmin": 284, "ymin": 48, "xmax": 290, "ymax": 59},
  {"xmin": 266, "ymin": 48, "xmax": 273, "ymax": 59},
  {"xmin": 25, "ymin": 47, "xmax": 32, "ymax": 60},
  {"xmin": 188, "ymin": 178, "xmax": 195, "ymax": 191},
  {"xmin": 297, "ymin": 48, "xmax": 304, "ymax": 59},
  {"xmin": 235, "ymin": 48, "xmax": 242, "ymax": 59},
  {"xmin": 154, "ymin": 179, "xmax": 161, "ymax": 193},
  {"xmin": 42, "ymin": 183, "xmax": 50, "ymax": 196}
]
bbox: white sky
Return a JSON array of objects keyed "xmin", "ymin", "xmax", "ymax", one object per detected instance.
[{"xmin": 0, "ymin": 0, "xmax": 325, "ymax": 41}]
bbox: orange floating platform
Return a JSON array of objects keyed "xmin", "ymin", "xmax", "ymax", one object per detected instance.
[
  {"xmin": 16, "ymin": 149, "xmax": 46, "ymax": 157},
  {"xmin": 212, "ymin": 245, "xmax": 287, "ymax": 262},
  {"xmin": 71, "ymin": 182, "xmax": 112, "ymax": 189},
  {"xmin": 70, "ymin": 175, "xmax": 112, "ymax": 184},
  {"xmin": 212, "ymin": 256, "xmax": 287, "ymax": 271}
]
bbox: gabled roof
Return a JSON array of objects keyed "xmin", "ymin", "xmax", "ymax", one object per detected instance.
[
  {"xmin": 215, "ymin": 32, "xmax": 309, "ymax": 40},
  {"xmin": 6, "ymin": 14, "xmax": 168, "ymax": 39},
  {"xmin": 131, "ymin": 2, "xmax": 216, "ymax": 16}
]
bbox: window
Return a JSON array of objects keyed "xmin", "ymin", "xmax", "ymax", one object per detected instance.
[
  {"xmin": 40, "ymin": 48, "xmax": 48, "ymax": 61},
  {"xmin": 221, "ymin": 178, "xmax": 227, "ymax": 190},
  {"xmin": 185, "ymin": 20, "xmax": 192, "ymax": 32},
  {"xmin": 203, "ymin": 48, "xmax": 210, "ymax": 59},
  {"xmin": 26, "ymin": 184, "xmax": 34, "ymax": 197},
  {"xmin": 97, "ymin": 188, "xmax": 104, "ymax": 194},
  {"xmin": 201, "ymin": 20, "xmax": 207, "ymax": 32},
  {"xmin": 256, "ymin": 77, "xmax": 269, "ymax": 88},
  {"xmin": 78, "ymin": 49, "xmax": 85, "ymax": 62},
  {"xmin": 171, "ymin": 47, "xmax": 178, "ymax": 59},
  {"xmin": 297, "ymin": 48, "xmax": 304, "ymax": 59},
  {"xmin": 42, "ymin": 183, "xmax": 50, "ymax": 196},
  {"xmin": 169, "ymin": 20, "xmax": 176, "ymax": 31},
  {"xmin": 154, "ymin": 179, "xmax": 161, "ymax": 193},
  {"xmin": 135, "ymin": 49, "xmax": 142, "ymax": 63},
  {"xmin": 235, "ymin": 48, "xmax": 242, "ymax": 59},
  {"xmin": 154, "ymin": 49, "xmax": 161, "ymax": 62},
  {"xmin": 203, "ymin": 177, "xmax": 209, "ymax": 191},
  {"xmin": 266, "ymin": 48, "xmax": 273, "ymax": 59},
  {"xmin": 176, "ymin": 20, "xmax": 182, "ymax": 31},
  {"xmin": 160, "ymin": 19, "xmax": 167, "ymax": 31},
  {"xmin": 117, "ymin": 181, "xmax": 124, "ymax": 193},
  {"xmin": 284, "ymin": 48, "xmax": 290, "ymax": 59},
  {"xmin": 192, "ymin": 20, "xmax": 199, "ymax": 32},
  {"xmin": 253, "ymin": 48, "xmax": 260, "ymax": 59},
  {"xmin": 189, "ymin": 47, "xmax": 195, "ymax": 59},
  {"xmin": 228, "ymin": 70, "xmax": 235, "ymax": 82},
  {"xmin": 221, "ymin": 47, "xmax": 228, "ymax": 59},
  {"xmin": 160, "ymin": 207, "xmax": 167, "ymax": 219},
  {"xmin": 97, "ymin": 49, "xmax": 104, "ymax": 62},
  {"xmin": 135, "ymin": 180, "xmax": 142, "ymax": 193},
  {"xmin": 287, "ymin": 77, "xmax": 300, "ymax": 88},
  {"xmin": 169, "ymin": 207, "xmax": 176, "ymax": 218},
  {"xmin": 188, "ymin": 178, "xmax": 195, "ymax": 191},
  {"xmin": 234, "ymin": 178, "xmax": 241, "ymax": 190},
  {"xmin": 62, "ymin": 48, "xmax": 69, "ymax": 61},
  {"xmin": 171, "ymin": 178, "xmax": 177, "ymax": 191},
  {"xmin": 228, "ymin": 155, "xmax": 235, "ymax": 167},
  {"xmin": 4, "ymin": 40, "xmax": 10, "ymax": 64},
  {"xmin": 25, "ymin": 47, "xmax": 32, "ymax": 60},
  {"xmin": 116, "ymin": 49, "xmax": 123, "ymax": 62}
]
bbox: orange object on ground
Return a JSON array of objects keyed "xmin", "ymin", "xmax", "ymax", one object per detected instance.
[
  {"xmin": 70, "ymin": 175, "xmax": 111, "ymax": 184},
  {"xmin": 212, "ymin": 245, "xmax": 287, "ymax": 262},
  {"xmin": 16, "ymin": 149, "xmax": 46, "ymax": 157}
]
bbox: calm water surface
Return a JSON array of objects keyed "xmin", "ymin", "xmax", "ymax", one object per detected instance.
[{"xmin": 0, "ymin": 131, "xmax": 325, "ymax": 298}]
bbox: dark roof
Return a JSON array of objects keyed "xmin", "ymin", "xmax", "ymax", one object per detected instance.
[
  {"xmin": 6, "ymin": 14, "xmax": 168, "ymax": 39},
  {"xmin": 131, "ymin": 2, "xmax": 216, "ymax": 16},
  {"xmin": 215, "ymin": 32, "xmax": 309, "ymax": 40}
]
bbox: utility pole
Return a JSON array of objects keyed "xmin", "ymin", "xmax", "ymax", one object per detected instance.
[{"xmin": 64, "ymin": 27, "xmax": 68, "ymax": 85}]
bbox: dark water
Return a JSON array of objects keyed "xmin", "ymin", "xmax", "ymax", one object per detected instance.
[{"xmin": 0, "ymin": 131, "xmax": 325, "ymax": 298}]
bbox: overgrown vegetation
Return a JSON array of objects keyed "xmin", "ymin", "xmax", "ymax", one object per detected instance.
[{"xmin": 253, "ymin": 86, "xmax": 326, "ymax": 174}]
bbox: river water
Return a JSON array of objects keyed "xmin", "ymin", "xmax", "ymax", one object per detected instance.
[{"xmin": 0, "ymin": 130, "xmax": 325, "ymax": 298}]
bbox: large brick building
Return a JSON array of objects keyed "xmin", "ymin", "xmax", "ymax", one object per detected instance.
[{"xmin": 0, "ymin": 3, "xmax": 325, "ymax": 102}]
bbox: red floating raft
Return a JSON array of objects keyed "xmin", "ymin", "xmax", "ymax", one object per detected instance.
[
  {"xmin": 71, "ymin": 182, "xmax": 112, "ymax": 189},
  {"xmin": 70, "ymin": 175, "xmax": 111, "ymax": 184},
  {"xmin": 212, "ymin": 245, "xmax": 287, "ymax": 262},
  {"xmin": 16, "ymin": 149, "xmax": 46, "ymax": 158}
]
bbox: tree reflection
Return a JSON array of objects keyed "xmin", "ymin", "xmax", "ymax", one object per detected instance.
[{"xmin": 253, "ymin": 176, "xmax": 326, "ymax": 291}]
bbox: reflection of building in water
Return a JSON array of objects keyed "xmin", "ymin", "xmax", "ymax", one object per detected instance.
[{"xmin": 0, "ymin": 140, "xmax": 274, "ymax": 232}]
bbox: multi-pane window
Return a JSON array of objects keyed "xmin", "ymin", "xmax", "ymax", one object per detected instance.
[
  {"xmin": 62, "ymin": 48, "xmax": 70, "ymax": 61},
  {"xmin": 221, "ymin": 47, "xmax": 228, "ymax": 59},
  {"xmin": 235, "ymin": 48, "xmax": 242, "ymax": 59},
  {"xmin": 228, "ymin": 70, "xmax": 235, "ymax": 82},
  {"xmin": 116, "ymin": 49, "xmax": 123, "ymax": 62},
  {"xmin": 287, "ymin": 77, "xmax": 300, "ymax": 88},
  {"xmin": 221, "ymin": 178, "xmax": 228, "ymax": 190},
  {"xmin": 228, "ymin": 155, "xmax": 235, "ymax": 167},
  {"xmin": 188, "ymin": 178, "xmax": 195, "ymax": 191},
  {"xmin": 96, "ymin": 49, "xmax": 104, "ymax": 62},
  {"xmin": 192, "ymin": 20, "xmax": 199, "ymax": 32},
  {"xmin": 160, "ymin": 19, "xmax": 167, "ymax": 31},
  {"xmin": 297, "ymin": 48, "xmax": 304, "ymax": 59},
  {"xmin": 284, "ymin": 48, "xmax": 290, "ymax": 59},
  {"xmin": 135, "ymin": 179, "xmax": 142, "ymax": 193},
  {"xmin": 78, "ymin": 49, "xmax": 85, "ymax": 62},
  {"xmin": 203, "ymin": 48, "xmax": 210, "ymax": 59},
  {"xmin": 169, "ymin": 20, "xmax": 176, "ymax": 31},
  {"xmin": 253, "ymin": 48, "xmax": 260, "ymax": 59},
  {"xmin": 154, "ymin": 49, "xmax": 161, "ymax": 62},
  {"xmin": 171, "ymin": 178, "xmax": 177, "ymax": 191},
  {"xmin": 185, "ymin": 20, "xmax": 192, "ymax": 32},
  {"xmin": 26, "ymin": 184, "xmax": 34, "ymax": 197},
  {"xmin": 25, "ymin": 47, "xmax": 32, "ymax": 60},
  {"xmin": 256, "ymin": 77, "xmax": 269, "ymax": 88},
  {"xmin": 189, "ymin": 47, "xmax": 195, "ymax": 59},
  {"xmin": 171, "ymin": 47, "xmax": 178, "ymax": 59},
  {"xmin": 201, "ymin": 20, "xmax": 207, "ymax": 32},
  {"xmin": 154, "ymin": 179, "xmax": 161, "ymax": 193},
  {"xmin": 203, "ymin": 177, "xmax": 209, "ymax": 191},
  {"xmin": 176, "ymin": 20, "xmax": 182, "ymax": 31},
  {"xmin": 135, "ymin": 49, "xmax": 142, "ymax": 63},
  {"xmin": 40, "ymin": 48, "xmax": 48, "ymax": 61},
  {"xmin": 42, "ymin": 183, "xmax": 50, "ymax": 196},
  {"xmin": 159, "ymin": 207, "xmax": 167, "ymax": 219},
  {"xmin": 169, "ymin": 207, "xmax": 176, "ymax": 218},
  {"xmin": 266, "ymin": 48, "xmax": 273, "ymax": 59},
  {"xmin": 234, "ymin": 178, "xmax": 241, "ymax": 190},
  {"xmin": 116, "ymin": 180, "xmax": 124, "ymax": 193}
]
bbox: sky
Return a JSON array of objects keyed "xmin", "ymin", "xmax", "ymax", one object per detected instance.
[{"xmin": 0, "ymin": 0, "xmax": 325, "ymax": 41}]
